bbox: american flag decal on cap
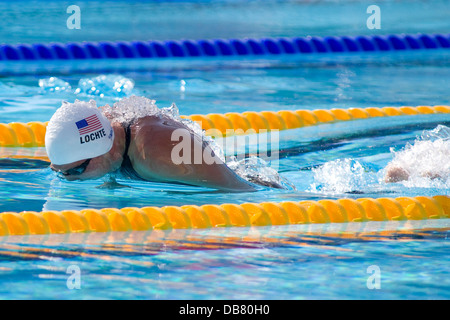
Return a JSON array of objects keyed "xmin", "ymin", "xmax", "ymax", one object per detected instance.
[{"xmin": 75, "ymin": 114, "xmax": 103, "ymax": 135}]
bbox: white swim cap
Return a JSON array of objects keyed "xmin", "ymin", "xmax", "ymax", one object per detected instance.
[{"xmin": 45, "ymin": 100, "xmax": 114, "ymax": 165}]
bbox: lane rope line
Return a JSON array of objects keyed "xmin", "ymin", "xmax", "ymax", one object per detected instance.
[
  {"xmin": 1, "ymin": 105, "xmax": 450, "ymax": 148},
  {"xmin": 1, "ymin": 33, "xmax": 449, "ymax": 61},
  {"xmin": 0, "ymin": 196, "xmax": 448, "ymax": 236}
]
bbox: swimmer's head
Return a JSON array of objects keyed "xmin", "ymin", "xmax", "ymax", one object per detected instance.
[{"xmin": 45, "ymin": 100, "xmax": 115, "ymax": 166}]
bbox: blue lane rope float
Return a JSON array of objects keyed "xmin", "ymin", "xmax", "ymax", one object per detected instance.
[{"xmin": 1, "ymin": 33, "xmax": 449, "ymax": 61}]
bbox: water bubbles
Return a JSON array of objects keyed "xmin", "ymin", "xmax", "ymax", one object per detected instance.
[
  {"xmin": 38, "ymin": 74, "xmax": 136, "ymax": 99},
  {"xmin": 161, "ymin": 102, "xmax": 181, "ymax": 119},
  {"xmin": 420, "ymin": 124, "xmax": 450, "ymax": 142},
  {"xmin": 38, "ymin": 77, "xmax": 72, "ymax": 93},
  {"xmin": 180, "ymin": 80, "xmax": 186, "ymax": 92},
  {"xmin": 312, "ymin": 125, "xmax": 450, "ymax": 194},
  {"xmin": 309, "ymin": 158, "xmax": 377, "ymax": 194},
  {"xmin": 75, "ymin": 75, "xmax": 135, "ymax": 98},
  {"xmin": 104, "ymin": 96, "xmax": 159, "ymax": 126},
  {"xmin": 227, "ymin": 155, "xmax": 294, "ymax": 189}
]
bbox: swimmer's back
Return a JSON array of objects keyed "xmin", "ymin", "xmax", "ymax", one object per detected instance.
[{"xmin": 124, "ymin": 116, "xmax": 255, "ymax": 191}]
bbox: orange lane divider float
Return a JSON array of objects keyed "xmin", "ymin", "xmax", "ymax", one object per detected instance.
[
  {"xmin": 0, "ymin": 195, "xmax": 448, "ymax": 236},
  {"xmin": 185, "ymin": 105, "xmax": 450, "ymax": 135},
  {"xmin": 1, "ymin": 105, "xmax": 450, "ymax": 148}
]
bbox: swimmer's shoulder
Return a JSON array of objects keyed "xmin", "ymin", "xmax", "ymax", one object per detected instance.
[{"xmin": 128, "ymin": 115, "xmax": 188, "ymax": 146}]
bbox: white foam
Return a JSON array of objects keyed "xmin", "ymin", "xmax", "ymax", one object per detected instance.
[
  {"xmin": 310, "ymin": 125, "xmax": 450, "ymax": 194},
  {"xmin": 309, "ymin": 158, "xmax": 378, "ymax": 194},
  {"xmin": 386, "ymin": 125, "xmax": 450, "ymax": 188},
  {"xmin": 75, "ymin": 74, "xmax": 135, "ymax": 98},
  {"xmin": 101, "ymin": 96, "xmax": 159, "ymax": 126},
  {"xmin": 227, "ymin": 155, "xmax": 295, "ymax": 189}
]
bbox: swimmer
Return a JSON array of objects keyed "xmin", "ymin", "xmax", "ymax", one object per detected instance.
[
  {"xmin": 385, "ymin": 162, "xmax": 446, "ymax": 183},
  {"xmin": 45, "ymin": 98, "xmax": 257, "ymax": 192},
  {"xmin": 384, "ymin": 125, "xmax": 450, "ymax": 183},
  {"xmin": 385, "ymin": 159, "xmax": 445, "ymax": 183},
  {"xmin": 384, "ymin": 164, "xmax": 411, "ymax": 183}
]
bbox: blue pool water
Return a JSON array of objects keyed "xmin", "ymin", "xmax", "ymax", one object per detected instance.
[
  {"xmin": 0, "ymin": 0, "xmax": 450, "ymax": 300},
  {"xmin": 1, "ymin": 220, "xmax": 449, "ymax": 300},
  {"xmin": 1, "ymin": 0, "xmax": 449, "ymax": 44}
]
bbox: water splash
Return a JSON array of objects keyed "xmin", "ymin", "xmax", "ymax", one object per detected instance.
[
  {"xmin": 386, "ymin": 125, "xmax": 450, "ymax": 188},
  {"xmin": 227, "ymin": 156, "xmax": 295, "ymax": 189},
  {"xmin": 311, "ymin": 125, "xmax": 450, "ymax": 194},
  {"xmin": 38, "ymin": 74, "xmax": 136, "ymax": 99},
  {"xmin": 420, "ymin": 124, "xmax": 450, "ymax": 142},
  {"xmin": 309, "ymin": 158, "xmax": 378, "ymax": 194},
  {"xmin": 102, "ymin": 95, "xmax": 159, "ymax": 126},
  {"xmin": 75, "ymin": 75, "xmax": 135, "ymax": 98},
  {"xmin": 38, "ymin": 77, "xmax": 72, "ymax": 93}
]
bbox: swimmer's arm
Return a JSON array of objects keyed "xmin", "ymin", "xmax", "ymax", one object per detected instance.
[{"xmin": 127, "ymin": 117, "xmax": 255, "ymax": 192}]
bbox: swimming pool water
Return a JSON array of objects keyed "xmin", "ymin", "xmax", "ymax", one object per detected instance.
[
  {"xmin": 1, "ymin": 220, "xmax": 449, "ymax": 299},
  {"xmin": 1, "ymin": 0, "xmax": 449, "ymax": 44},
  {"xmin": 1, "ymin": 0, "xmax": 449, "ymax": 300}
]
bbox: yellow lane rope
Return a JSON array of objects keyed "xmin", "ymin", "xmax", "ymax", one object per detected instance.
[
  {"xmin": 0, "ymin": 195, "xmax": 448, "ymax": 236},
  {"xmin": 1, "ymin": 105, "xmax": 450, "ymax": 148}
]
